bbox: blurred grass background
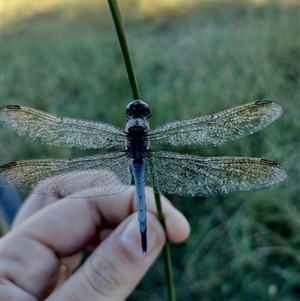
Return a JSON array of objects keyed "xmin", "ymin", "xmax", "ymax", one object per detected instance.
[{"xmin": 1, "ymin": 0, "xmax": 299, "ymax": 300}]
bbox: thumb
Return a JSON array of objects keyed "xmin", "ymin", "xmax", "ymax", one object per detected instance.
[{"xmin": 48, "ymin": 213, "xmax": 166, "ymax": 301}]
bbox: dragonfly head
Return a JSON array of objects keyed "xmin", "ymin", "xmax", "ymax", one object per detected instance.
[{"xmin": 126, "ymin": 100, "xmax": 152, "ymax": 120}]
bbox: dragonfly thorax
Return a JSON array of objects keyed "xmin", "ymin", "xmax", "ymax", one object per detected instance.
[{"xmin": 126, "ymin": 118, "xmax": 150, "ymax": 160}]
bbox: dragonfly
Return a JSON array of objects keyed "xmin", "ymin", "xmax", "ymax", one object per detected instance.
[{"xmin": 0, "ymin": 100, "xmax": 287, "ymax": 252}]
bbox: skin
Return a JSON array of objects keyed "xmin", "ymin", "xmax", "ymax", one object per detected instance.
[{"xmin": 1, "ymin": 175, "xmax": 190, "ymax": 301}]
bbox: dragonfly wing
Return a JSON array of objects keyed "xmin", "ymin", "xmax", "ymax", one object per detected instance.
[
  {"xmin": 0, "ymin": 151, "xmax": 131, "ymax": 197},
  {"xmin": 149, "ymin": 100, "xmax": 283, "ymax": 148},
  {"xmin": 0, "ymin": 105, "xmax": 125, "ymax": 149},
  {"xmin": 146, "ymin": 151, "xmax": 287, "ymax": 197}
]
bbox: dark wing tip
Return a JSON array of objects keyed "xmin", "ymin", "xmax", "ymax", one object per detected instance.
[
  {"xmin": 4, "ymin": 105, "xmax": 21, "ymax": 110},
  {"xmin": 254, "ymin": 99, "xmax": 273, "ymax": 105},
  {"xmin": 1, "ymin": 161, "xmax": 17, "ymax": 169},
  {"xmin": 260, "ymin": 158, "xmax": 279, "ymax": 166},
  {"xmin": 260, "ymin": 158, "xmax": 288, "ymax": 182}
]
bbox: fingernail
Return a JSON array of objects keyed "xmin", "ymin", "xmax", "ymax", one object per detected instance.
[{"xmin": 120, "ymin": 215, "xmax": 159, "ymax": 257}]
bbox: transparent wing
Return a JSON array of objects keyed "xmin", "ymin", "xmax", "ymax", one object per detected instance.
[
  {"xmin": 149, "ymin": 100, "xmax": 283, "ymax": 148},
  {"xmin": 146, "ymin": 151, "xmax": 287, "ymax": 196},
  {"xmin": 0, "ymin": 151, "xmax": 131, "ymax": 197},
  {"xmin": 0, "ymin": 105, "xmax": 125, "ymax": 149}
]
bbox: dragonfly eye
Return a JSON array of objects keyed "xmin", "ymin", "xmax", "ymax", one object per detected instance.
[{"xmin": 126, "ymin": 100, "xmax": 152, "ymax": 119}]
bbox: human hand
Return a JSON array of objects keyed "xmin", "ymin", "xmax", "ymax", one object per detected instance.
[{"xmin": 1, "ymin": 176, "xmax": 190, "ymax": 301}]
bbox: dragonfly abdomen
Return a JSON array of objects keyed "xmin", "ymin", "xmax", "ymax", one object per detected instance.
[{"xmin": 131, "ymin": 158, "xmax": 147, "ymax": 252}]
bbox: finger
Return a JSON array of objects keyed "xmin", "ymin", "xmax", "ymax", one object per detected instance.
[
  {"xmin": 12, "ymin": 194, "xmax": 58, "ymax": 228},
  {"xmin": 86, "ymin": 188, "xmax": 190, "ymax": 246},
  {"xmin": 14, "ymin": 185, "xmax": 190, "ymax": 244},
  {"xmin": 47, "ymin": 212, "xmax": 166, "ymax": 301},
  {"xmin": 12, "ymin": 184, "xmax": 190, "ymax": 282},
  {"xmin": 2, "ymin": 189, "xmax": 189, "ymax": 299},
  {"xmin": 12, "ymin": 170, "xmax": 125, "ymax": 228},
  {"xmin": 143, "ymin": 189, "xmax": 190, "ymax": 243},
  {"xmin": 13, "ymin": 169, "xmax": 190, "ymax": 244}
]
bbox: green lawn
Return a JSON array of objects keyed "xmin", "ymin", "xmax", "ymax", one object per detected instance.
[{"xmin": 1, "ymin": 0, "xmax": 299, "ymax": 300}]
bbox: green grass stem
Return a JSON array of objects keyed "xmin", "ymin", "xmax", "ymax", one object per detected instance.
[
  {"xmin": 149, "ymin": 155, "xmax": 176, "ymax": 300},
  {"xmin": 107, "ymin": 0, "xmax": 141, "ymax": 100},
  {"xmin": 107, "ymin": 1, "xmax": 176, "ymax": 300}
]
